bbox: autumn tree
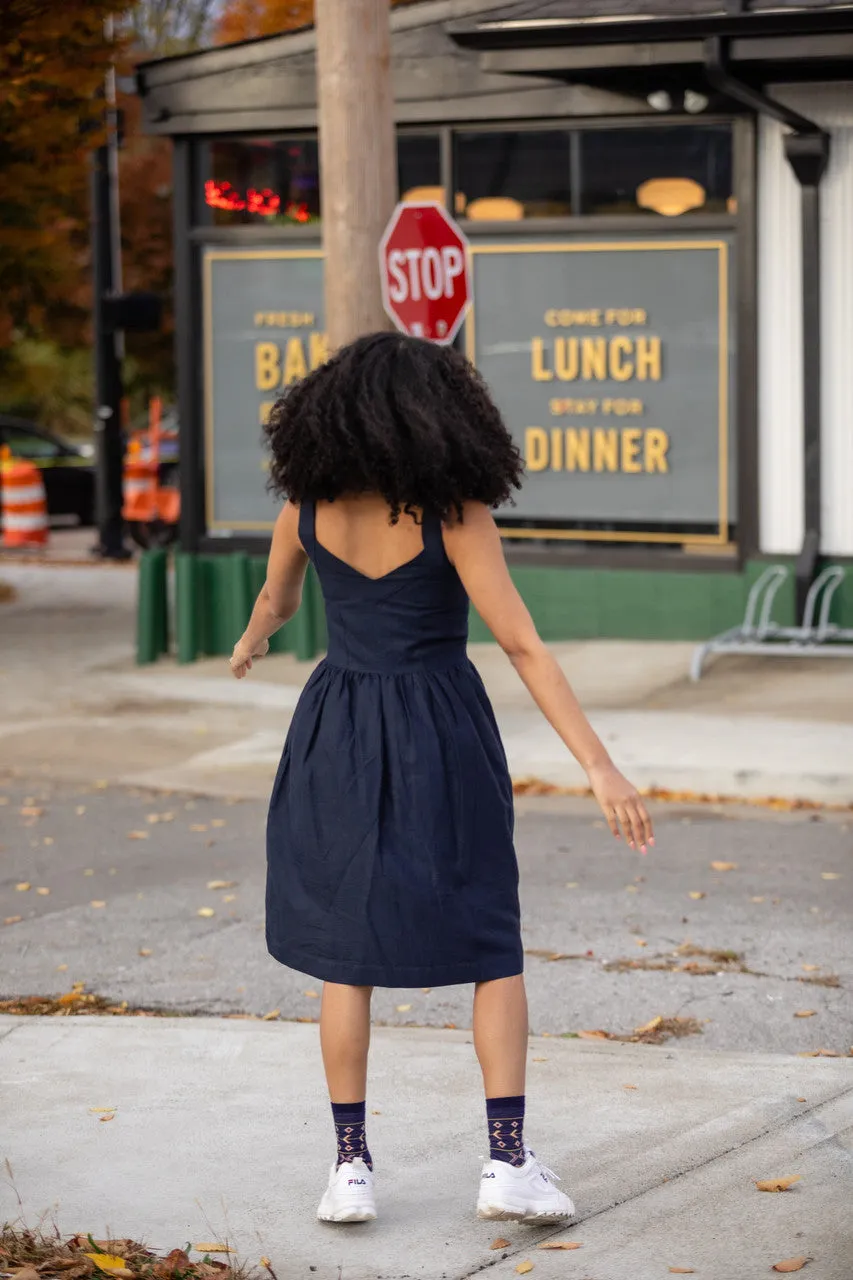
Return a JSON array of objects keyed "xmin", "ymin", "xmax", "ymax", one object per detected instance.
[{"xmin": 216, "ymin": 0, "xmax": 425, "ymax": 44}]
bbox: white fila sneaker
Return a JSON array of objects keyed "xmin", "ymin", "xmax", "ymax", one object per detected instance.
[
  {"xmin": 317, "ymin": 1157, "xmax": 377, "ymax": 1223},
  {"xmin": 477, "ymin": 1148, "xmax": 575, "ymax": 1223}
]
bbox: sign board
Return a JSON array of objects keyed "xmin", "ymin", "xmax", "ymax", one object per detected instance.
[
  {"xmin": 203, "ymin": 248, "xmax": 325, "ymax": 530},
  {"xmin": 466, "ymin": 238, "xmax": 734, "ymax": 544},
  {"xmin": 379, "ymin": 202, "xmax": 471, "ymax": 344}
]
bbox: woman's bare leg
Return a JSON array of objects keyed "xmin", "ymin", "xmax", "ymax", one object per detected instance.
[
  {"xmin": 472, "ymin": 974, "xmax": 528, "ymax": 1097},
  {"xmin": 320, "ymin": 982, "xmax": 373, "ymax": 1101}
]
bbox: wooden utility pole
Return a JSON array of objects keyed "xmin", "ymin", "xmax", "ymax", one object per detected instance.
[{"xmin": 315, "ymin": 0, "xmax": 397, "ymax": 350}]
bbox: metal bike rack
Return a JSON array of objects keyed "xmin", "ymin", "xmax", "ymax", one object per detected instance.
[{"xmin": 691, "ymin": 564, "xmax": 853, "ymax": 680}]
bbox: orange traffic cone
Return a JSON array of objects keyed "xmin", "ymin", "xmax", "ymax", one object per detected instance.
[
  {"xmin": 1, "ymin": 446, "xmax": 49, "ymax": 549},
  {"xmin": 122, "ymin": 437, "xmax": 157, "ymax": 521}
]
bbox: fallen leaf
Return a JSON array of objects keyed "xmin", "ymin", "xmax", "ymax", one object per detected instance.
[
  {"xmin": 99, "ymin": 1113, "xmax": 116, "ymax": 1122},
  {"xmin": 190, "ymin": 824, "xmax": 209, "ymax": 832},
  {"xmin": 90, "ymin": 900, "xmax": 106, "ymax": 908},
  {"xmin": 4, "ymin": 915, "xmax": 22, "ymax": 925},
  {"xmin": 751, "ymin": 896, "xmax": 766, "ymax": 903},
  {"xmin": 756, "ymin": 1175, "xmax": 802, "ymax": 1192},
  {"xmin": 259, "ymin": 1259, "xmax": 271, "ymax": 1270},
  {"xmin": 210, "ymin": 819, "xmax": 226, "ymax": 828},
  {"xmin": 710, "ymin": 861, "xmax": 738, "ymax": 871},
  {"xmin": 57, "ymin": 963, "xmax": 68, "ymax": 971},
  {"xmin": 625, "ymin": 884, "xmax": 639, "ymax": 892},
  {"xmin": 798, "ymin": 1048, "xmax": 840, "ymax": 1057},
  {"xmin": 84, "ymin": 868, "xmax": 94, "ymax": 876},
  {"xmin": 821, "ymin": 872, "xmax": 840, "ymax": 880},
  {"xmin": 623, "ymin": 1084, "xmax": 638, "ymax": 1090},
  {"xmin": 206, "ymin": 880, "xmax": 235, "ymax": 890},
  {"xmin": 635, "ymin": 1015, "xmax": 664, "ymax": 1034},
  {"xmin": 223, "ymin": 894, "xmax": 236, "ymax": 902},
  {"xmin": 635, "ymin": 939, "xmax": 648, "ymax": 947},
  {"xmin": 565, "ymin": 881, "xmax": 579, "ymax": 888},
  {"xmin": 193, "ymin": 1246, "xmax": 234, "ymax": 1255},
  {"xmin": 421, "ymin": 987, "xmax": 432, "ymax": 993},
  {"xmin": 537, "ymin": 1241, "xmax": 582, "ymax": 1250},
  {"xmin": 489, "ymin": 1238, "xmax": 511, "ymax": 1250},
  {"xmin": 12, "ymin": 1268, "xmax": 42, "ymax": 1280},
  {"xmin": 793, "ymin": 1011, "xmax": 816, "ymax": 1018},
  {"xmin": 94, "ymin": 780, "xmax": 108, "ymax": 789},
  {"xmin": 84, "ymin": 1255, "xmax": 127, "ymax": 1273},
  {"xmin": 801, "ymin": 964, "xmax": 820, "ymax": 972},
  {"xmin": 303, "ymin": 989, "xmax": 319, "ymax": 998},
  {"xmin": 531, "ymin": 1056, "xmax": 548, "ymax": 1062},
  {"xmin": 43, "ymin": 837, "xmax": 54, "ymax": 846},
  {"xmin": 36, "ymin": 886, "xmax": 50, "ymax": 895},
  {"xmin": 76, "ymin": 805, "xmax": 86, "ymax": 815},
  {"xmin": 197, "ymin": 907, "xmax": 215, "ymax": 917},
  {"xmin": 371, "ymin": 1109, "xmax": 381, "ymax": 1115},
  {"xmin": 578, "ymin": 1029, "xmax": 611, "ymax": 1040},
  {"xmin": 126, "ymin": 831, "xmax": 148, "ymax": 840},
  {"xmin": 772, "ymin": 1258, "xmax": 810, "ymax": 1273},
  {"xmin": 797, "ymin": 1097, "xmax": 807, "ymax": 1102},
  {"xmin": 88, "ymin": 1106, "xmax": 116, "ymax": 1113},
  {"xmin": 668, "ymin": 1270, "xmax": 695, "ymax": 1275},
  {"xmin": 396, "ymin": 1003, "xmax": 412, "ymax": 1012},
  {"xmin": 20, "ymin": 806, "xmax": 43, "ymax": 817},
  {"xmin": 515, "ymin": 1264, "xmax": 533, "ymax": 1275},
  {"xmin": 139, "ymin": 948, "xmax": 152, "ymax": 957},
  {"xmin": 262, "ymin": 1009, "xmax": 280, "ymax": 1020},
  {"xmin": 688, "ymin": 891, "xmax": 706, "ymax": 900},
  {"xmin": 15, "ymin": 882, "xmax": 31, "ymax": 891}
]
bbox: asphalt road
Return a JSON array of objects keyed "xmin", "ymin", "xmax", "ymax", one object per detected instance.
[{"xmin": 1, "ymin": 775, "xmax": 851, "ymax": 1055}]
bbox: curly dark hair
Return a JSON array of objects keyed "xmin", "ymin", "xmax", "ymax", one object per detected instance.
[{"xmin": 263, "ymin": 331, "xmax": 523, "ymax": 522}]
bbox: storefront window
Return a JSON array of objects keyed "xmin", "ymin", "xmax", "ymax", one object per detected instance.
[
  {"xmin": 204, "ymin": 138, "xmax": 321, "ymax": 225},
  {"xmin": 398, "ymin": 133, "xmax": 442, "ymax": 204},
  {"xmin": 454, "ymin": 130, "xmax": 573, "ymax": 220},
  {"xmin": 579, "ymin": 126, "xmax": 733, "ymax": 216}
]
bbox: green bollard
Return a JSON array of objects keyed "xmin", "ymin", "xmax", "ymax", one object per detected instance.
[
  {"xmin": 136, "ymin": 548, "xmax": 168, "ymax": 665},
  {"xmin": 176, "ymin": 552, "xmax": 200, "ymax": 664}
]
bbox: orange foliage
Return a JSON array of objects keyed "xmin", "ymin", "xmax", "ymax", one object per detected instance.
[
  {"xmin": 0, "ymin": 0, "xmax": 118, "ymax": 347},
  {"xmin": 216, "ymin": 0, "xmax": 423, "ymax": 45}
]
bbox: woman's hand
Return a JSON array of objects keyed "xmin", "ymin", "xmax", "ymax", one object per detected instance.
[
  {"xmin": 587, "ymin": 761, "xmax": 654, "ymax": 854},
  {"xmin": 230, "ymin": 636, "xmax": 269, "ymax": 679}
]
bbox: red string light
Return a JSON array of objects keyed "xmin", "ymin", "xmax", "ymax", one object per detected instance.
[{"xmin": 204, "ymin": 179, "xmax": 312, "ymax": 221}]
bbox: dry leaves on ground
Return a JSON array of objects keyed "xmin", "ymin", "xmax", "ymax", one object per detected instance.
[
  {"xmin": 515, "ymin": 1263, "xmax": 534, "ymax": 1276},
  {"xmin": 489, "ymin": 1238, "xmax": 511, "ymax": 1250},
  {"xmin": 0, "ymin": 987, "xmax": 169, "ymax": 1018},
  {"xmin": 755, "ymin": 1175, "xmax": 801, "ymax": 1192},
  {"xmin": 688, "ymin": 891, "xmax": 705, "ymax": 900},
  {"xmin": 537, "ymin": 1241, "xmax": 582, "ymax": 1250},
  {"xmin": 669, "ymin": 1270, "xmax": 696, "ymax": 1275},
  {"xmin": 0, "ymin": 1229, "xmax": 246, "ymax": 1280},
  {"xmin": 577, "ymin": 1016, "xmax": 702, "ymax": 1045},
  {"xmin": 126, "ymin": 831, "xmax": 148, "ymax": 841},
  {"xmin": 197, "ymin": 907, "xmax": 215, "ymax": 918},
  {"xmin": 206, "ymin": 880, "xmax": 235, "ymax": 891},
  {"xmin": 793, "ymin": 1011, "xmax": 816, "ymax": 1019},
  {"xmin": 710, "ymin": 861, "xmax": 738, "ymax": 871},
  {"xmin": 772, "ymin": 1258, "xmax": 810, "ymax": 1273}
]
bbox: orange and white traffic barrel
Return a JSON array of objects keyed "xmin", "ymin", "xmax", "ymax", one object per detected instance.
[
  {"xmin": 122, "ymin": 437, "xmax": 156, "ymax": 522},
  {"xmin": 0, "ymin": 446, "xmax": 49, "ymax": 549}
]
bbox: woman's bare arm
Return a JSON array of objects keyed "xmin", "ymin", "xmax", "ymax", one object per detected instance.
[
  {"xmin": 443, "ymin": 502, "xmax": 653, "ymax": 852},
  {"xmin": 230, "ymin": 503, "xmax": 308, "ymax": 678}
]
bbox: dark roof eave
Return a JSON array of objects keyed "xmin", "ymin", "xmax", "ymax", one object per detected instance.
[{"xmin": 447, "ymin": 4, "xmax": 853, "ymax": 51}]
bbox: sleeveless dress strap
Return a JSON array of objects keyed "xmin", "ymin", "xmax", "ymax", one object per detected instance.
[
  {"xmin": 420, "ymin": 509, "xmax": 449, "ymax": 567},
  {"xmin": 297, "ymin": 500, "xmax": 316, "ymax": 557}
]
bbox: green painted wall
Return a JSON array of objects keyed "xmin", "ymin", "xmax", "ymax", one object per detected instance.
[{"xmin": 136, "ymin": 550, "xmax": 853, "ymax": 664}]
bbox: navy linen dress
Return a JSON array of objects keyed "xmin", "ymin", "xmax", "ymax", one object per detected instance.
[{"xmin": 265, "ymin": 501, "xmax": 523, "ymax": 988}]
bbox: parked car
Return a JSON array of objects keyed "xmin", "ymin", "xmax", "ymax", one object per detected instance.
[{"xmin": 0, "ymin": 415, "xmax": 96, "ymax": 526}]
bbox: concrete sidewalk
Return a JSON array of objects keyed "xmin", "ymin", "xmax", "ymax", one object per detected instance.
[
  {"xmin": 1, "ymin": 1015, "xmax": 851, "ymax": 1280},
  {"xmin": 3, "ymin": 561, "xmax": 853, "ymax": 804}
]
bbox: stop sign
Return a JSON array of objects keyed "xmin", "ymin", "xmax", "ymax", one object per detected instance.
[{"xmin": 379, "ymin": 202, "xmax": 472, "ymax": 345}]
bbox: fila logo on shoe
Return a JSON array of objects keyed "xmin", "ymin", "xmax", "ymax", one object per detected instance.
[
  {"xmin": 348, "ymin": 1177, "xmax": 367, "ymax": 1186},
  {"xmin": 482, "ymin": 1172, "xmax": 496, "ymax": 1179}
]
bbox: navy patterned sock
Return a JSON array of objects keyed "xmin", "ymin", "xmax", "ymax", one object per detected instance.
[
  {"xmin": 331, "ymin": 1100, "xmax": 373, "ymax": 1171},
  {"xmin": 487, "ymin": 1094, "xmax": 525, "ymax": 1166}
]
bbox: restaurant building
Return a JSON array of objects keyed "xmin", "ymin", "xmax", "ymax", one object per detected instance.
[{"xmin": 137, "ymin": 0, "xmax": 853, "ymax": 659}]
